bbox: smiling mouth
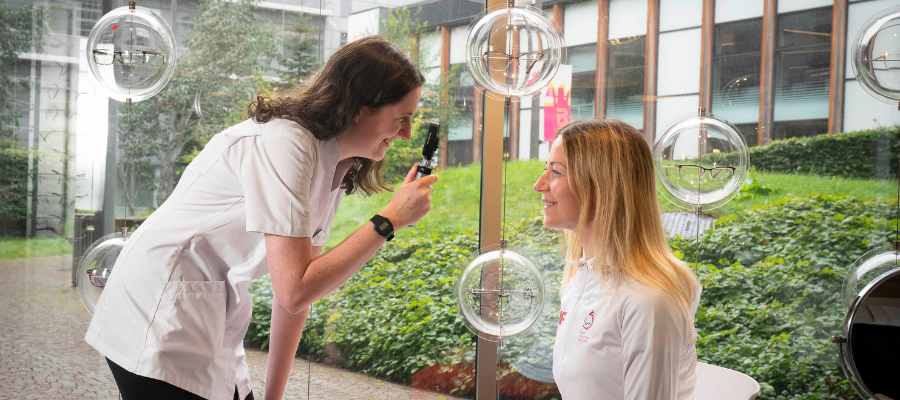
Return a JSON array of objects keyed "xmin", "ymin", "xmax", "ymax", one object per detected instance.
[
  {"xmin": 383, "ymin": 138, "xmax": 393, "ymax": 145},
  {"xmin": 544, "ymin": 202, "xmax": 557, "ymax": 207}
]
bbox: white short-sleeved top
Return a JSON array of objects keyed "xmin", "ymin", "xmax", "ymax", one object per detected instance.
[
  {"xmin": 553, "ymin": 258, "xmax": 702, "ymax": 400},
  {"xmin": 85, "ymin": 118, "xmax": 351, "ymax": 400}
]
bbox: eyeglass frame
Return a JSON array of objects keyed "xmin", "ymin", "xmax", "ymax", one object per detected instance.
[
  {"xmin": 467, "ymin": 287, "xmax": 537, "ymax": 312},
  {"xmin": 863, "ymin": 54, "xmax": 900, "ymax": 72},
  {"xmin": 663, "ymin": 164, "xmax": 737, "ymax": 181},
  {"xmin": 472, "ymin": 51, "xmax": 545, "ymax": 76},
  {"xmin": 92, "ymin": 49, "xmax": 166, "ymax": 66},
  {"xmin": 86, "ymin": 267, "xmax": 111, "ymax": 288}
]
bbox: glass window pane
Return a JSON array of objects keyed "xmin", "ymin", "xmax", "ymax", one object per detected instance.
[
  {"xmin": 773, "ymin": 7, "xmax": 832, "ymax": 137},
  {"xmin": 712, "ymin": 18, "xmax": 762, "ymax": 130},
  {"xmin": 607, "ymin": 36, "xmax": 645, "ymax": 130}
]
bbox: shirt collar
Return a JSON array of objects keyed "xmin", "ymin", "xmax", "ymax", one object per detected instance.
[{"xmin": 321, "ymin": 137, "xmax": 353, "ymax": 192}]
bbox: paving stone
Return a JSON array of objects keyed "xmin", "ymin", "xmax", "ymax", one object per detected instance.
[{"xmin": 0, "ymin": 255, "xmax": 467, "ymax": 400}]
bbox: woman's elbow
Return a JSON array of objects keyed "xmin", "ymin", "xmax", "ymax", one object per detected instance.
[{"xmin": 274, "ymin": 288, "xmax": 312, "ymax": 314}]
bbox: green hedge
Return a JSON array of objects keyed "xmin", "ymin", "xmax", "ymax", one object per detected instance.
[
  {"xmin": 703, "ymin": 126, "xmax": 900, "ymax": 180},
  {"xmin": 672, "ymin": 194, "xmax": 895, "ymax": 399},
  {"xmin": 247, "ymin": 194, "xmax": 890, "ymax": 399},
  {"xmin": 0, "ymin": 148, "xmax": 29, "ymax": 237}
]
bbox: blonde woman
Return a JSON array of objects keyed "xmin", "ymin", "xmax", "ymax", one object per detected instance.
[{"xmin": 533, "ymin": 119, "xmax": 701, "ymax": 400}]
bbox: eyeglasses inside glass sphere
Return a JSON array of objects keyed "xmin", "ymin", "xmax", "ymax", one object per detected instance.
[
  {"xmin": 653, "ymin": 112, "xmax": 749, "ymax": 210},
  {"xmin": 457, "ymin": 249, "xmax": 545, "ymax": 341},
  {"xmin": 465, "ymin": 5, "xmax": 564, "ymax": 98},
  {"xmin": 77, "ymin": 233, "xmax": 127, "ymax": 314},
  {"xmin": 853, "ymin": 6, "xmax": 900, "ymax": 103},
  {"xmin": 86, "ymin": 6, "xmax": 177, "ymax": 102}
]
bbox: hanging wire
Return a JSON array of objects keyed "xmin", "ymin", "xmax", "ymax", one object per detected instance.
[
  {"xmin": 495, "ymin": 95, "xmax": 512, "ymax": 400},
  {"xmin": 308, "ymin": 1, "xmax": 324, "ymax": 397},
  {"xmin": 694, "ymin": 111, "xmax": 704, "ymax": 273}
]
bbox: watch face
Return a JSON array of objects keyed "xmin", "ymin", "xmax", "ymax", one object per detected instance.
[{"xmin": 378, "ymin": 221, "xmax": 390, "ymax": 231}]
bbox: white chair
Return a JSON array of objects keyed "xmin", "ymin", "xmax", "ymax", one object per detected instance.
[{"xmin": 694, "ymin": 362, "xmax": 761, "ymax": 400}]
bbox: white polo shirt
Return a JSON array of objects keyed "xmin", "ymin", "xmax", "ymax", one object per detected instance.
[
  {"xmin": 553, "ymin": 258, "xmax": 701, "ymax": 400},
  {"xmin": 85, "ymin": 118, "xmax": 351, "ymax": 400}
]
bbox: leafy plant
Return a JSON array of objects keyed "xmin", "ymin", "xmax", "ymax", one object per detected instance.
[
  {"xmin": 246, "ymin": 193, "xmax": 891, "ymax": 399},
  {"xmin": 0, "ymin": 148, "xmax": 30, "ymax": 236},
  {"xmin": 0, "ymin": 0, "xmax": 47, "ymax": 148},
  {"xmin": 118, "ymin": 0, "xmax": 280, "ymax": 207},
  {"xmin": 702, "ymin": 125, "xmax": 900, "ymax": 180},
  {"xmin": 673, "ymin": 194, "xmax": 896, "ymax": 399},
  {"xmin": 734, "ymin": 169, "xmax": 778, "ymax": 201}
]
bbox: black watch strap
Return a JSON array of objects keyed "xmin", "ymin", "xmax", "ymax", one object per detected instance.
[{"xmin": 370, "ymin": 214, "xmax": 395, "ymax": 242}]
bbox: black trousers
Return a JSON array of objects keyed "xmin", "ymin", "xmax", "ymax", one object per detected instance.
[{"xmin": 107, "ymin": 358, "xmax": 254, "ymax": 400}]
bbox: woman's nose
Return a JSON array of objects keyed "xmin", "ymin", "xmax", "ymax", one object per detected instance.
[
  {"xmin": 399, "ymin": 121, "xmax": 412, "ymax": 140},
  {"xmin": 533, "ymin": 172, "xmax": 547, "ymax": 192}
]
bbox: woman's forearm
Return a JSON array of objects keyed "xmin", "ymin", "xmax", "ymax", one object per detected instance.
[
  {"xmin": 264, "ymin": 296, "xmax": 309, "ymax": 400},
  {"xmin": 266, "ymin": 220, "xmax": 388, "ymax": 314}
]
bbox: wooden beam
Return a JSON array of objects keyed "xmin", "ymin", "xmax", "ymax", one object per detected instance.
[
  {"xmin": 643, "ymin": 0, "xmax": 660, "ymax": 142},
  {"xmin": 553, "ymin": 3, "xmax": 564, "ymax": 35},
  {"xmin": 596, "ymin": 0, "xmax": 609, "ymax": 118},
  {"xmin": 828, "ymin": 0, "xmax": 847, "ymax": 134},
  {"xmin": 474, "ymin": 0, "xmax": 507, "ymax": 396},
  {"xmin": 699, "ymin": 0, "xmax": 713, "ymax": 111},
  {"xmin": 472, "ymin": 87, "xmax": 483, "ymax": 164},
  {"xmin": 509, "ymin": 25, "xmax": 520, "ymax": 161},
  {"xmin": 758, "ymin": 0, "xmax": 776, "ymax": 146}
]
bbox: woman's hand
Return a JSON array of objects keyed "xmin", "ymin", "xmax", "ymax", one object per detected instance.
[{"xmin": 380, "ymin": 164, "xmax": 438, "ymax": 228}]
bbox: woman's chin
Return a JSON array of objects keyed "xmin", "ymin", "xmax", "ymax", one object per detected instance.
[{"xmin": 542, "ymin": 217, "xmax": 557, "ymax": 229}]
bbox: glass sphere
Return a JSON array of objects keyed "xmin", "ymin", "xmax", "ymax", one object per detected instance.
[
  {"xmin": 457, "ymin": 247, "xmax": 545, "ymax": 342},
  {"xmin": 193, "ymin": 82, "xmax": 255, "ymax": 119},
  {"xmin": 653, "ymin": 111, "xmax": 749, "ymax": 210},
  {"xmin": 852, "ymin": 6, "xmax": 900, "ymax": 104},
  {"xmin": 465, "ymin": 5, "xmax": 565, "ymax": 99},
  {"xmin": 77, "ymin": 233, "xmax": 127, "ymax": 314},
  {"xmin": 842, "ymin": 246, "xmax": 900, "ymax": 312},
  {"xmin": 86, "ymin": 5, "xmax": 177, "ymax": 102}
]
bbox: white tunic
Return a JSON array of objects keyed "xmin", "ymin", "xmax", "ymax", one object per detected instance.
[
  {"xmin": 85, "ymin": 118, "xmax": 351, "ymax": 400},
  {"xmin": 553, "ymin": 258, "xmax": 701, "ymax": 400}
]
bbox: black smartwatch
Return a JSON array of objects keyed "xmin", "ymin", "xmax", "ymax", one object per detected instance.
[{"xmin": 370, "ymin": 214, "xmax": 395, "ymax": 242}]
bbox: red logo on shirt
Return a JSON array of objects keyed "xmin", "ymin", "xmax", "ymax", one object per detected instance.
[
  {"xmin": 558, "ymin": 311, "xmax": 567, "ymax": 325},
  {"xmin": 583, "ymin": 310, "xmax": 595, "ymax": 330}
]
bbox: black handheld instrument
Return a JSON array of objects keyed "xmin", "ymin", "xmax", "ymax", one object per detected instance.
[
  {"xmin": 410, "ymin": 123, "xmax": 440, "ymax": 227},
  {"xmin": 415, "ymin": 122, "xmax": 440, "ymax": 180}
]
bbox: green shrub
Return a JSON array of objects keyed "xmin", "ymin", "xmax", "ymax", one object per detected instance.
[
  {"xmin": 247, "ymin": 194, "xmax": 890, "ymax": 399},
  {"xmin": 0, "ymin": 148, "xmax": 29, "ymax": 237},
  {"xmin": 673, "ymin": 194, "xmax": 895, "ymax": 399},
  {"xmin": 247, "ymin": 215, "xmax": 564, "ymax": 382},
  {"xmin": 702, "ymin": 125, "xmax": 900, "ymax": 180}
]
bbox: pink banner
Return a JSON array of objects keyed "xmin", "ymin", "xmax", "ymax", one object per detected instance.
[{"xmin": 541, "ymin": 65, "xmax": 573, "ymax": 142}]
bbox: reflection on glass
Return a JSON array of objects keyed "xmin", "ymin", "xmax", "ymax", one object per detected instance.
[
  {"xmin": 845, "ymin": 268, "xmax": 900, "ymax": 399},
  {"xmin": 606, "ymin": 36, "xmax": 645, "ymax": 130},
  {"xmin": 773, "ymin": 7, "xmax": 831, "ymax": 139},
  {"xmin": 712, "ymin": 18, "xmax": 762, "ymax": 127}
]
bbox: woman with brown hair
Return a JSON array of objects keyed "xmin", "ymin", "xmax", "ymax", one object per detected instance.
[
  {"xmin": 533, "ymin": 119, "xmax": 701, "ymax": 399},
  {"xmin": 86, "ymin": 36, "xmax": 437, "ymax": 400}
]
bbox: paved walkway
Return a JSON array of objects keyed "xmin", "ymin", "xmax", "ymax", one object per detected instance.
[{"xmin": 0, "ymin": 255, "xmax": 464, "ymax": 399}]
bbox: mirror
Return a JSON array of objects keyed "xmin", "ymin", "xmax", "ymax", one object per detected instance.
[{"xmin": 834, "ymin": 266, "xmax": 900, "ymax": 400}]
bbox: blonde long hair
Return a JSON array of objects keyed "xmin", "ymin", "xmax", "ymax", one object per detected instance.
[{"xmin": 558, "ymin": 119, "xmax": 698, "ymax": 307}]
